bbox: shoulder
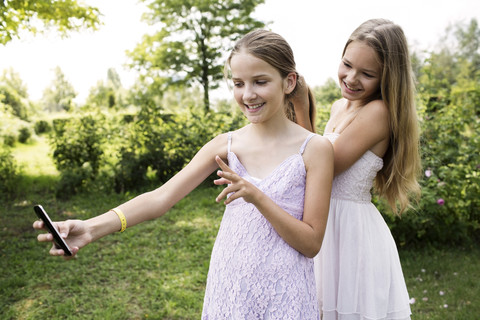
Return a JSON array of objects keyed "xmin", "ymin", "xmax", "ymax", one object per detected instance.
[
  {"xmin": 358, "ymin": 100, "xmax": 389, "ymax": 123},
  {"xmin": 197, "ymin": 131, "xmax": 231, "ymax": 161},
  {"xmin": 303, "ymin": 134, "xmax": 334, "ymax": 170},
  {"xmin": 330, "ymin": 98, "xmax": 346, "ymax": 115}
]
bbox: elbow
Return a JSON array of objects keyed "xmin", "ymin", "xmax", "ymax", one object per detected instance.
[{"xmin": 303, "ymin": 241, "xmax": 322, "ymax": 258}]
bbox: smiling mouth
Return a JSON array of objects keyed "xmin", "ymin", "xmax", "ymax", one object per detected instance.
[
  {"xmin": 245, "ymin": 102, "xmax": 265, "ymax": 110},
  {"xmin": 344, "ymin": 82, "xmax": 361, "ymax": 92}
]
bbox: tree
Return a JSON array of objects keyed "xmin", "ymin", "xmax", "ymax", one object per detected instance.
[
  {"xmin": 129, "ymin": 0, "xmax": 266, "ymax": 113},
  {"xmin": 0, "ymin": 0, "xmax": 101, "ymax": 45},
  {"xmin": 0, "ymin": 68, "xmax": 30, "ymax": 119},
  {"xmin": 86, "ymin": 68, "xmax": 126, "ymax": 109},
  {"xmin": 42, "ymin": 66, "xmax": 77, "ymax": 112}
]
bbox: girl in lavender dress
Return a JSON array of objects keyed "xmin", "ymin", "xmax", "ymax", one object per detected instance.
[{"xmin": 34, "ymin": 30, "xmax": 334, "ymax": 319}]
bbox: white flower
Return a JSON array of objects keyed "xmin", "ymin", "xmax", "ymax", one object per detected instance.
[
  {"xmin": 409, "ymin": 298, "xmax": 416, "ymax": 304},
  {"xmin": 439, "ymin": 291, "xmax": 445, "ymax": 296}
]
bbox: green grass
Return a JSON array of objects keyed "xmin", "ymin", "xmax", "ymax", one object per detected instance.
[{"xmin": 2, "ymin": 138, "xmax": 479, "ymax": 319}]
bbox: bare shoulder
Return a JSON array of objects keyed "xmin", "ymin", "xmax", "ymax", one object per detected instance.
[
  {"xmin": 330, "ymin": 98, "xmax": 346, "ymax": 115},
  {"xmin": 303, "ymin": 134, "xmax": 334, "ymax": 168},
  {"xmin": 360, "ymin": 100, "xmax": 389, "ymax": 122},
  {"xmin": 197, "ymin": 131, "xmax": 231, "ymax": 161}
]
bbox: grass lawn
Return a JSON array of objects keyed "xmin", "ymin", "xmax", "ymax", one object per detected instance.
[{"xmin": 1, "ymin": 138, "xmax": 479, "ymax": 319}]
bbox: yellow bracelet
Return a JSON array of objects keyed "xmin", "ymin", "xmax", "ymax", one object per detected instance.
[{"xmin": 111, "ymin": 208, "xmax": 127, "ymax": 232}]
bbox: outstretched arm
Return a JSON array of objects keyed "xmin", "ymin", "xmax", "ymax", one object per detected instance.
[{"xmin": 34, "ymin": 133, "xmax": 229, "ymax": 258}]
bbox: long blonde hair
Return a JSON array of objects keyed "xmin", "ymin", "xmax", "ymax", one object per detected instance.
[{"xmin": 344, "ymin": 19, "xmax": 421, "ymax": 214}]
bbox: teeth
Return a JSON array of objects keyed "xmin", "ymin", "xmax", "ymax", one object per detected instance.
[
  {"xmin": 345, "ymin": 83, "xmax": 359, "ymax": 91},
  {"xmin": 247, "ymin": 103, "xmax": 263, "ymax": 109}
]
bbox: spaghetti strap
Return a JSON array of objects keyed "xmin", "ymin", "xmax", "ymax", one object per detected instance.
[
  {"xmin": 299, "ymin": 133, "xmax": 316, "ymax": 155},
  {"xmin": 227, "ymin": 132, "xmax": 232, "ymax": 153}
]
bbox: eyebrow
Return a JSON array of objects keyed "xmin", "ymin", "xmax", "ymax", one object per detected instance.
[
  {"xmin": 231, "ymin": 73, "xmax": 271, "ymax": 81},
  {"xmin": 343, "ymin": 58, "xmax": 379, "ymax": 75}
]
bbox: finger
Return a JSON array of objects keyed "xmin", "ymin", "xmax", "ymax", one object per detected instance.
[
  {"xmin": 215, "ymin": 155, "xmax": 234, "ymax": 174},
  {"xmin": 33, "ymin": 220, "xmax": 45, "ymax": 230},
  {"xmin": 37, "ymin": 232, "xmax": 53, "ymax": 242},
  {"xmin": 217, "ymin": 170, "xmax": 240, "ymax": 182},
  {"xmin": 49, "ymin": 246, "xmax": 66, "ymax": 256},
  {"xmin": 214, "ymin": 177, "xmax": 231, "ymax": 186},
  {"xmin": 216, "ymin": 187, "xmax": 231, "ymax": 203},
  {"xmin": 223, "ymin": 190, "xmax": 242, "ymax": 205}
]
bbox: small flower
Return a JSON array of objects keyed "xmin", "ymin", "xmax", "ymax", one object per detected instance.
[
  {"xmin": 443, "ymin": 304, "xmax": 448, "ymax": 308},
  {"xmin": 439, "ymin": 291, "xmax": 445, "ymax": 296},
  {"xmin": 425, "ymin": 169, "xmax": 432, "ymax": 177},
  {"xmin": 422, "ymin": 297, "xmax": 429, "ymax": 301},
  {"xmin": 421, "ymin": 269, "xmax": 426, "ymax": 273},
  {"xmin": 437, "ymin": 181, "xmax": 445, "ymax": 187},
  {"xmin": 437, "ymin": 198, "xmax": 445, "ymax": 206},
  {"xmin": 409, "ymin": 298, "xmax": 416, "ymax": 304},
  {"xmin": 453, "ymin": 272, "xmax": 458, "ymax": 276}
]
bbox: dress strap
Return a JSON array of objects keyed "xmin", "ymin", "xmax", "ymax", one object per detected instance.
[
  {"xmin": 299, "ymin": 133, "xmax": 316, "ymax": 155},
  {"xmin": 227, "ymin": 132, "xmax": 232, "ymax": 153}
]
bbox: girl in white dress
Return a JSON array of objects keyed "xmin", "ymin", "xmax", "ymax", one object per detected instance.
[{"xmin": 295, "ymin": 18, "xmax": 421, "ymax": 319}]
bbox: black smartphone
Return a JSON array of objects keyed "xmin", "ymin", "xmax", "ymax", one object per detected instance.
[{"xmin": 34, "ymin": 205, "xmax": 72, "ymax": 256}]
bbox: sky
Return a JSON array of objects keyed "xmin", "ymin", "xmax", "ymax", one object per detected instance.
[{"xmin": 1, "ymin": 0, "xmax": 479, "ymax": 104}]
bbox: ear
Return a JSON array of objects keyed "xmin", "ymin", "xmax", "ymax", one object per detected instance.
[{"xmin": 284, "ymin": 72, "xmax": 297, "ymax": 94}]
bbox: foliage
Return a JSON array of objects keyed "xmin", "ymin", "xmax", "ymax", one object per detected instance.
[
  {"xmin": 0, "ymin": 148, "xmax": 19, "ymax": 200},
  {"xmin": 0, "ymin": 68, "xmax": 31, "ymax": 120},
  {"xmin": 383, "ymin": 19, "xmax": 480, "ymax": 248},
  {"xmin": 114, "ymin": 105, "xmax": 247, "ymax": 191},
  {"xmin": 18, "ymin": 126, "xmax": 31, "ymax": 144},
  {"xmin": 34, "ymin": 120, "xmax": 51, "ymax": 135},
  {"xmin": 50, "ymin": 114, "xmax": 106, "ymax": 198},
  {"xmin": 0, "ymin": 0, "xmax": 101, "ymax": 45},
  {"xmin": 85, "ymin": 68, "xmax": 127, "ymax": 110},
  {"xmin": 129, "ymin": 0, "xmax": 266, "ymax": 112},
  {"xmin": 42, "ymin": 66, "xmax": 77, "ymax": 112},
  {"xmin": 312, "ymin": 78, "xmax": 341, "ymax": 133}
]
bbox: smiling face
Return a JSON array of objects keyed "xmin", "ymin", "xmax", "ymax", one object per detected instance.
[
  {"xmin": 230, "ymin": 50, "xmax": 294, "ymax": 124},
  {"xmin": 338, "ymin": 40, "xmax": 382, "ymax": 105}
]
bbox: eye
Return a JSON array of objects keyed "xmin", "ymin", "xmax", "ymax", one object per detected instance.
[
  {"xmin": 233, "ymin": 81, "xmax": 243, "ymax": 88},
  {"xmin": 363, "ymin": 72, "xmax": 374, "ymax": 78},
  {"xmin": 255, "ymin": 80, "xmax": 267, "ymax": 85},
  {"xmin": 343, "ymin": 61, "xmax": 352, "ymax": 68}
]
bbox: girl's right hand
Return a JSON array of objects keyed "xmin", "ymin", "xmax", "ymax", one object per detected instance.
[{"xmin": 33, "ymin": 219, "xmax": 90, "ymax": 259}]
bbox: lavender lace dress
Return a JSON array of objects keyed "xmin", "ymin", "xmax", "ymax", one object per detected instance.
[
  {"xmin": 314, "ymin": 133, "xmax": 411, "ymax": 320},
  {"xmin": 202, "ymin": 132, "xmax": 319, "ymax": 319}
]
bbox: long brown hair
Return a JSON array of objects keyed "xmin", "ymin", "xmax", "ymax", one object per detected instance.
[
  {"xmin": 225, "ymin": 29, "xmax": 316, "ymax": 131},
  {"xmin": 344, "ymin": 19, "xmax": 421, "ymax": 214}
]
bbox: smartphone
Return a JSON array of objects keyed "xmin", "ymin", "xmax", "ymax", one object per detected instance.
[{"xmin": 34, "ymin": 205, "xmax": 72, "ymax": 256}]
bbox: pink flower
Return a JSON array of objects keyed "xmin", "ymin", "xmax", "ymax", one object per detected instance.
[
  {"xmin": 425, "ymin": 169, "xmax": 432, "ymax": 177},
  {"xmin": 437, "ymin": 198, "xmax": 445, "ymax": 206}
]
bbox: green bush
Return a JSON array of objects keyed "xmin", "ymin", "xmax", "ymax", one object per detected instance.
[
  {"xmin": 50, "ymin": 115, "xmax": 106, "ymax": 198},
  {"xmin": 2, "ymin": 133, "xmax": 16, "ymax": 147},
  {"xmin": 113, "ymin": 106, "xmax": 246, "ymax": 190},
  {"xmin": 18, "ymin": 126, "xmax": 31, "ymax": 143},
  {"xmin": 0, "ymin": 149, "xmax": 19, "ymax": 200},
  {"xmin": 34, "ymin": 120, "xmax": 51, "ymax": 134}
]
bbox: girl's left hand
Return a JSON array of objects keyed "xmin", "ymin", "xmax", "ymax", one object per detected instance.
[{"xmin": 214, "ymin": 155, "xmax": 260, "ymax": 205}]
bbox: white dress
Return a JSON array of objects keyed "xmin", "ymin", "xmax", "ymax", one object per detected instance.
[{"xmin": 314, "ymin": 133, "xmax": 411, "ymax": 320}]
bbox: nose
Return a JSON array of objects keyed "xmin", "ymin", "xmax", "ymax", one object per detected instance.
[
  {"xmin": 346, "ymin": 70, "xmax": 358, "ymax": 84},
  {"xmin": 243, "ymin": 83, "xmax": 257, "ymax": 101}
]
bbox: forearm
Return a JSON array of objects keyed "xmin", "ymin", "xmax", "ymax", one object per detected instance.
[{"xmin": 254, "ymin": 193, "xmax": 323, "ymax": 258}]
